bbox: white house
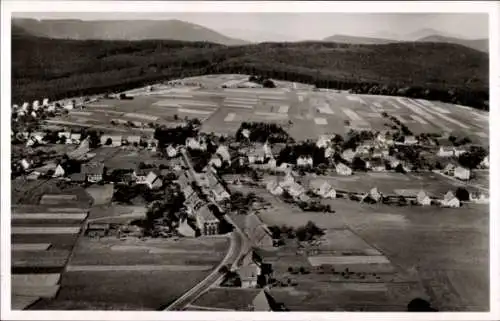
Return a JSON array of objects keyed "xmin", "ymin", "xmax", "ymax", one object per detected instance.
[
  {"xmin": 266, "ymin": 180, "xmax": 284, "ymax": 195},
  {"xmin": 437, "ymin": 146, "xmax": 454, "ymax": 157},
  {"xmin": 209, "ymin": 157, "xmax": 223, "ymax": 168},
  {"xmin": 216, "ymin": 145, "xmax": 231, "ymax": 163},
  {"xmin": 267, "ymin": 158, "xmax": 277, "ymax": 168},
  {"xmin": 19, "ymin": 159, "xmax": 31, "ymax": 171},
  {"xmin": 342, "ymin": 149, "xmax": 356, "ymax": 163},
  {"xmin": 58, "ymin": 132, "xmax": 72, "ymax": 143},
  {"xmin": 443, "ymin": 163, "xmax": 456, "ymax": 176},
  {"xmin": 316, "ymin": 135, "xmax": 332, "ymax": 148},
  {"xmin": 52, "ymin": 164, "xmax": 66, "ymax": 178},
  {"xmin": 309, "ymin": 179, "xmax": 332, "ymax": 198},
  {"xmin": 143, "ymin": 171, "xmax": 163, "ymax": 189},
  {"xmin": 369, "ymin": 187, "xmax": 382, "ymax": 202},
  {"xmin": 287, "ymin": 182, "xmax": 306, "ymax": 198},
  {"xmin": 166, "ymin": 145, "xmax": 178, "ymax": 158},
  {"xmin": 42, "ymin": 98, "xmax": 49, "ymax": 106},
  {"xmin": 239, "ymin": 263, "xmax": 261, "ymax": 289},
  {"xmin": 297, "ymin": 155, "xmax": 313, "ymax": 167},
  {"xmin": 21, "ymin": 102, "xmax": 29, "ymax": 111},
  {"xmin": 70, "ymin": 133, "xmax": 81, "ymax": 144},
  {"xmin": 31, "ymin": 132, "xmax": 46, "ymax": 145},
  {"xmin": 32, "ymin": 100, "xmax": 40, "ymax": 110},
  {"xmin": 126, "ymin": 135, "xmax": 141, "ymax": 146},
  {"xmin": 454, "ymin": 166, "xmax": 471, "ymax": 181},
  {"xmin": 30, "ymin": 111, "xmax": 37, "ymax": 118},
  {"xmin": 248, "ymin": 150, "xmax": 265, "ymax": 164},
  {"xmin": 241, "ymin": 128, "xmax": 251, "ymax": 139},
  {"xmin": 416, "ymin": 190, "xmax": 431, "ymax": 206},
  {"xmin": 404, "ymin": 136, "xmax": 418, "ymax": 145},
  {"xmin": 263, "ymin": 142, "xmax": 273, "ymax": 159},
  {"xmin": 440, "ymin": 191, "xmax": 460, "ymax": 208},
  {"xmin": 480, "ymin": 156, "xmax": 489, "ymax": 169},
  {"xmin": 453, "ymin": 148, "xmax": 466, "ymax": 157},
  {"xmin": 177, "ymin": 218, "xmax": 196, "ymax": 237},
  {"xmin": 47, "ymin": 105, "xmax": 56, "ymax": 112},
  {"xmin": 335, "ymin": 163, "xmax": 352, "ymax": 176},
  {"xmin": 64, "ymin": 103, "xmax": 74, "ymax": 110},
  {"xmin": 324, "ymin": 146, "xmax": 334, "ymax": 158}
]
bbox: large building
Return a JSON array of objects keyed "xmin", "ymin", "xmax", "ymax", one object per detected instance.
[{"xmin": 196, "ymin": 205, "xmax": 219, "ymax": 235}]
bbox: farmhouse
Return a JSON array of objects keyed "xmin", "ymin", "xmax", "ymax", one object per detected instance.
[
  {"xmin": 31, "ymin": 132, "xmax": 46, "ymax": 144},
  {"xmin": 362, "ymin": 187, "xmax": 382, "ymax": 203},
  {"xmin": 441, "ymin": 191, "xmax": 460, "ymax": 208},
  {"xmin": 177, "ymin": 218, "xmax": 197, "ymax": 237},
  {"xmin": 341, "ymin": 149, "xmax": 356, "ymax": 163},
  {"xmin": 479, "ymin": 156, "xmax": 489, "ymax": 169},
  {"xmin": 30, "ymin": 111, "xmax": 37, "ymax": 118},
  {"xmin": 443, "ymin": 163, "xmax": 456, "ymax": 176},
  {"xmin": 19, "ymin": 158, "xmax": 31, "ymax": 171},
  {"xmin": 125, "ymin": 135, "xmax": 141, "ymax": 146},
  {"xmin": 248, "ymin": 149, "xmax": 266, "ymax": 164},
  {"xmin": 266, "ymin": 180, "xmax": 284, "ymax": 196},
  {"xmin": 404, "ymin": 136, "xmax": 418, "ymax": 145},
  {"xmin": 216, "ymin": 145, "xmax": 231, "ymax": 163},
  {"xmin": 58, "ymin": 132, "xmax": 72, "ymax": 143},
  {"xmin": 416, "ymin": 190, "xmax": 431, "ymax": 206},
  {"xmin": 297, "ymin": 155, "xmax": 313, "ymax": 167},
  {"xmin": 196, "ymin": 205, "xmax": 219, "ymax": 236},
  {"xmin": 81, "ymin": 163, "xmax": 104, "ymax": 183},
  {"xmin": 309, "ymin": 179, "xmax": 333, "ymax": 198},
  {"xmin": 453, "ymin": 148, "xmax": 466, "ymax": 157},
  {"xmin": 209, "ymin": 157, "xmax": 223, "ymax": 169},
  {"xmin": 52, "ymin": 164, "xmax": 66, "ymax": 178},
  {"xmin": 287, "ymin": 182, "xmax": 306, "ymax": 198},
  {"xmin": 100, "ymin": 135, "xmax": 122, "ymax": 147},
  {"xmin": 335, "ymin": 163, "xmax": 353, "ymax": 176},
  {"xmin": 324, "ymin": 146, "xmax": 334, "ymax": 158},
  {"xmin": 143, "ymin": 171, "xmax": 163, "ymax": 189},
  {"xmin": 133, "ymin": 168, "xmax": 149, "ymax": 184},
  {"xmin": 239, "ymin": 264, "xmax": 261, "ymax": 288},
  {"xmin": 437, "ymin": 146, "xmax": 454, "ymax": 157},
  {"xmin": 70, "ymin": 133, "xmax": 81, "ymax": 144},
  {"xmin": 454, "ymin": 166, "xmax": 471, "ymax": 181}
]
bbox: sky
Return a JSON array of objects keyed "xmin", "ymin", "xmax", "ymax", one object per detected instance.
[{"xmin": 11, "ymin": 12, "xmax": 489, "ymax": 41}]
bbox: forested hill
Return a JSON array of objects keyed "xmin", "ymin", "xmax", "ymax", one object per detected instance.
[{"xmin": 12, "ymin": 34, "xmax": 489, "ymax": 110}]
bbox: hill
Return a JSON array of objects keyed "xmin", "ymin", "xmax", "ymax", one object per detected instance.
[
  {"xmin": 11, "ymin": 35, "xmax": 489, "ymax": 110},
  {"xmin": 11, "ymin": 18, "xmax": 249, "ymax": 46},
  {"xmin": 417, "ymin": 35, "xmax": 488, "ymax": 53},
  {"xmin": 322, "ymin": 34, "xmax": 397, "ymax": 45}
]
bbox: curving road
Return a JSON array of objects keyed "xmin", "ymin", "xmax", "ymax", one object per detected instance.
[{"xmin": 164, "ymin": 148, "xmax": 249, "ymax": 311}]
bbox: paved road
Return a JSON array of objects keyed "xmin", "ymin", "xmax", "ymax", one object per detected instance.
[{"xmin": 165, "ymin": 148, "xmax": 249, "ymax": 311}]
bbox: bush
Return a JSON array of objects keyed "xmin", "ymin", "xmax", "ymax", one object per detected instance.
[{"xmin": 456, "ymin": 187, "xmax": 470, "ymax": 201}]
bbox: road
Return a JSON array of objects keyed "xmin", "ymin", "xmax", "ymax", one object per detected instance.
[
  {"xmin": 165, "ymin": 148, "xmax": 250, "ymax": 311},
  {"xmin": 432, "ymin": 170, "xmax": 488, "ymax": 192}
]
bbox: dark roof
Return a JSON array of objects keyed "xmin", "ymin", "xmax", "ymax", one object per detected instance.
[
  {"xmin": 81, "ymin": 162, "xmax": 104, "ymax": 175},
  {"xmin": 134, "ymin": 168, "xmax": 150, "ymax": 176},
  {"xmin": 69, "ymin": 172, "xmax": 86, "ymax": 181}
]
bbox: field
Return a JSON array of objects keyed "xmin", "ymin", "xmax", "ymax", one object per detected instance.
[
  {"xmin": 29, "ymin": 237, "xmax": 229, "ymax": 310},
  {"xmin": 40, "ymin": 74, "xmax": 488, "ymax": 148},
  {"xmin": 239, "ymin": 179, "xmax": 489, "ymax": 311}
]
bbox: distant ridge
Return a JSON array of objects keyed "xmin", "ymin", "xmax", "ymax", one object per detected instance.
[
  {"xmin": 11, "ymin": 18, "xmax": 250, "ymax": 46},
  {"xmin": 322, "ymin": 34, "xmax": 397, "ymax": 45},
  {"xmin": 417, "ymin": 35, "xmax": 488, "ymax": 53}
]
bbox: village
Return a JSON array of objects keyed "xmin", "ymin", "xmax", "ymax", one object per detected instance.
[{"xmin": 10, "ymin": 75, "xmax": 490, "ymax": 311}]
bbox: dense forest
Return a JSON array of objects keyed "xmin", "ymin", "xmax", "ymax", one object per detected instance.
[{"xmin": 12, "ymin": 34, "xmax": 489, "ymax": 110}]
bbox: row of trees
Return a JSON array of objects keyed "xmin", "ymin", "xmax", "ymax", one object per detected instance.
[
  {"xmin": 236, "ymin": 122, "xmax": 292, "ymax": 144},
  {"xmin": 268, "ymin": 221, "xmax": 325, "ymax": 243},
  {"xmin": 277, "ymin": 142, "xmax": 327, "ymax": 166}
]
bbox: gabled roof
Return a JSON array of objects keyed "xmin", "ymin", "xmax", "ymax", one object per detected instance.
[
  {"xmin": 81, "ymin": 162, "xmax": 104, "ymax": 175},
  {"xmin": 443, "ymin": 190, "xmax": 456, "ymax": 202},
  {"xmin": 197, "ymin": 205, "xmax": 218, "ymax": 222},
  {"xmin": 134, "ymin": 168, "xmax": 150, "ymax": 176}
]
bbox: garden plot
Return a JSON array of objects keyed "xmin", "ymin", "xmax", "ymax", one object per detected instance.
[
  {"xmin": 341, "ymin": 109, "xmax": 369, "ymax": 126},
  {"xmin": 315, "ymin": 229, "xmax": 379, "ymax": 253},
  {"xmin": 69, "ymin": 111, "xmax": 93, "ymax": 116},
  {"xmin": 123, "ymin": 113, "xmax": 158, "ymax": 121},
  {"xmin": 66, "ymin": 265, "xmax": 212, "ymax": 272},
  {"xmin": 12, "ymin": 213, "xmax": 88, "ymax": 220},
  {"xmin": 223, "ymin": 112, "xmax": 237, "ymax": 122},
  {"xmin": 410, "ymin": 115, "xmax": 429, "ymax": 125},
  {"xmin": 314, "ymin": 118, "xmax": 328, "ymax": 125},
  {"xmin": 12, "ymin": 227, "xmax": 81, "ymax": 235},
  {"xmin": 86, "ymin": 184, "xmax": 114, "ymax": 205},
  {"xmin": 12, "ymin": 274, "xmax": 61, "ymax": 287},
  {"xmin": 12, "ymin": 243, "xmax": 52, "ymax": 251}
]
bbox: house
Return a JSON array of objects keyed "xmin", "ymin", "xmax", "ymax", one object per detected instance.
[
  {"xmin": 440, "ymin": 191, "xmax": 460, "ymax": 208},
  {"xmin": 32, "ymin": 100, "xmax": 40, "ymax": 110},
  {"xmin": 212, "ymin": 183, "xmax": 231, "ymax": 202},
  {"xmin": 125, "ymin": 135, "xmax": 141, "ymax": 146},
  {"xmin": 309, "ymin": 179, "xmax": 332, "ymax": 198},
  {"xmin": 31, "ymin": 111, "xmax": 37, "ymax": 118},
  {"xmin": 85, "ymin": 223, "xmax": 110, "ymax": 237},
  {"xmin": 416, "ymin": 190, "xmax": 431, "ymax": 206},
  {"xmin": 325, "ymin": 188, "xmax": 337, "ymax": 199},
  {"xmin": 335, "ymin": 163, "xmax": 352, "ymax": 176},
  {"xmin": 64, "ymin": 103, "xmax": 74, "ymax": 110},
  {"xmin": 58, "ymin": 132, "xmax": 72, "ymax": 143},
  {"xmin": 216, "ymin": 145, "xmax": 231, "ymax": 163},
  {"xmin": 133, "ymin": 168, "xmax": 149, "ymax": 184},
  {"xmin": 479, "ymin": 156, "xmax": 489, "ymax": 169},
  {"xmin": 443, "ymin": 163, "xmax": 456, "ymax": 175},
  {"xmin": 297, "ymin": 155, "xmax": 313, "ymax": 167},
  {"xmin": 178, "ymin": 218, "xmax": 197, "ymax": 237},
  {"xmin": 454, "ymin": 166, "xmax": 471, "ymax": 181},
  {"xmin": 31, "ymin": 132, "xmax": 46, "ymax": 145},
  {"xmin": 341, "ymin": 149, "xmax": 356, "ymax": 163},
  {"xmin": 324, "ymin": 146, "xmax": 334, "ymax": 158},
  {"xmin": 404, "ymin": 136, "xmax": 418, "ymax": 145},
  {"xmin": 47, "ymin": 105, "xmax": 56, "ymax": 112},
  {"xmin": 21, "ymin": 102, "xmax": 29, "ymax": 111},
  {"xmin": 241, "ymin": 128, "xmax": 251, "ymax": 139},
  {"xmin": 52, "ymin": 164, "xmax": 66, "ymax": 178},
  {"xmin": 239, "ymin": 264, "xmax": 261, "ymax": 288},
  {"xmin": 70, "ymin": 133, "xmax": 81, "ymax": 144},
  {"xmin": 266, "ymin": 180, "xmax": 284, "ymax": 196},
  {"xmin": 42, "ymin": 98, "xmax": 49, "ymax": 106},
  {"xmin": 298, "ymin": 193, "xmax": 311, "ymax": 203},
  {"xmin": 362, "ymin": 187, "xmax": 382, "ymax": 203},
  {"xmin": 209, "ymin": 157, "xmax": 223, "ymax": 169},
  {"xmin": 278, "ymin": 172, "xmax": 295, "ymax": 189},
  {"xmin": 385, "ymin": 155, "xmax": 400, "ymax": 169},
  {"xmin": 19, "ymin": 158, "xmax": 30, "ymax": 171},
  {"xmin": 166, "ymin": 145, "xmax": 177, "ymax": 158},
  {"xmin": 453, "ymin": 148, "xmax": 466, "ymax": 157},
  {"xmin": 82, "ymin": 163, "xmax": 104, "ymax": 183},
  {"xmin": 196, "ymin": 205, "xmax": 219, "ymax": 236},
  {"xmin": 186, "ymin": 137, "xmax": 203, "ymax": 150},
  {"xmin": 248, "ymin": 149, "xmax": 266, "ymax": 164},
  {"xmin": 372, "ymin": 147, "xmax": 384, "ymax": 158},
  {"xmin": 267, "ymin": 158, "xmax": 277, "ymax": 168},
  {"xmin": 316, "ymin": 135, "xmax": 332, "ymax": 149},
  {"xmin": 287, "ymin": 182, "xmax": 306, "ymax": 198},
  {"xmin": 143, "ymin": 171, "xmax": 163, "ymax": 189},
  {"xmin": 263, "ymin": 142, "xmax": 273, "ymax": 159},
  {"xmin": 437, "ymin": 146, "xmax": 454, "ymax": 157},
  {"xmin": 100, "ymin": 135, "xmax": 122, "ymax": 147}
]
